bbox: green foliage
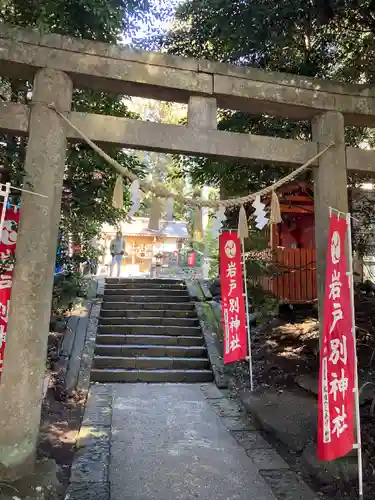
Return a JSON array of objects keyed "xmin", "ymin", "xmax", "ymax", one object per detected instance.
[
  {"xmin": 241, "ymin": 229, "xmax": 279, "ymax": 315},
  {"xmin": 0, "ymin": 0, "xmax": 151, "ymax": 260},
  {"xmin": 143, "ymin": 0, "xmax": 375, "ymax": 259},
  {"xmin": 128, "ymin": 98, "xmax": 190, "ymax": 221},
  {"xmin": 0, "ymin": 0, "xmax": 151, "ymax": 41},
  {"xmin": 158, "ymin": 0, "xmax": 375, "ymax": 83},
  {"xmin": 156, "ymin": 0, "xmax": 370, "ymax": 192},
  {"xmin": 51, "ymin": 271, "xmax": 87, "ymax": 316},
  {"xmin": 135, "ymin": 151, "xmax": 190, "ymax": 221},
  {"xmin": 61, "ymin": 138, "xmax": 146, "ymax": 250},
  {"xmin": 247, "ymin": 284, "xmax": 278, "ymax": 318}
]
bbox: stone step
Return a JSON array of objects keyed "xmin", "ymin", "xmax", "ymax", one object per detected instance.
[
  {"xmin": 101, "ymin": 301, "xmax": 194, "ymax": 311},
  {"xmin": 105, "ymin": 282, "xmax": 186, "ymax": 290},
  {"xmin": 92, "ymin": 356, "xmax": 210, "ymax": 370},
  {"xmin": 97, "ymin": 324, "xmax": 202, "ymax": 336},
  {"xmin": 90, "ymin": 368, "xmax": 213, "ymax": 383},
  {"xmin": 92, "ymin": 278, "xmax": 213, "ymax": 384},
  {"xmin": 106, "ymin": 278, "xmax": 182, "ymax": 285},
  {"xmin": 94, "ymin": 344, "xmax": 208, "ymax": 358},
  {"xmin": 98, "ymin": 316, "xmax": 199, "ymax": 327},
  {"xmin": 103, "ymin": 288, "xmax": 189, "ymax": 297},
  {"xmin": 100, "ymin": 308, "xmax": 197, "ymax": 318},
  {"xmin": 96, "ymin": 334, "xmax": 204, "ymax": 347},
  {"xmin": 102, "ymin": 295, "xmax": 190, "ymax": 303},
  {"xmin": 102, "ymin": 297, "xmax": 194, "ymax": 311}
]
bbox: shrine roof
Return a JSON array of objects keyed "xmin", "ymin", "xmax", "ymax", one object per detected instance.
[{"xmin": 102, "ymin": 217, "xmax": 188, "ymax": 239}]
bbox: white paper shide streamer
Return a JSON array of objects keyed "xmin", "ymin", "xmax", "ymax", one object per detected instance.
[
  {"xmin": 252, "ymin": 195, "xmax": 268, "ymax": 229},
  {"xmin": 127, "ymin": 180, "xmax": 141, "ymax": 218}
]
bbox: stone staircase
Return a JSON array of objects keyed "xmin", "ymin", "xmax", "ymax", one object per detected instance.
[{"xmin": 91, "ymin": 278, "xmax": 213, "ymax": 383}]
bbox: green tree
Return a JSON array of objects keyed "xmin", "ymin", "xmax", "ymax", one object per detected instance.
[
  {"xmin": 156, "ymin": 0, "xmax": 370, "ymax": 186},
  {"xmin": 155, "ymin": 0, "xmax": 375, "ymax": 82},
  {"xmin": 127, "ymin": 97, "xmax": 192, "ymax": 220},
  {"xmin": 145, "ymin": 0, "xmax": 375, "ymax": 255},
  {"xmin": 0, "ymin": 0, "xmax": 150, "ymax": 259}
]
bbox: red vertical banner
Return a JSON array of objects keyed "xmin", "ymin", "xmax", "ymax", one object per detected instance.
[
  {"xmin": 317, "ymin": 214, "xmax": 355, "ymax": 460},
  {"xmin": 220, "ymin": 232, "xmax": 248, "ymax": 364},
  {"xmin": 187, "ymin": 252, "xmax": 196, "ymax": 267},
  {"xmin": 0, "ymin": 206, "xmax": 19, "ymax": 378}
]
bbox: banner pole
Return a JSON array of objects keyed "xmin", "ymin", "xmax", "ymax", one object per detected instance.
[
  {"xmin": 346, "ymin": 212, "xmax": 364, "ymax": 500},
  {"xmin": 0, "ymin": 183, "xmax": 10, "ymax": 235},
  {"xmin": 241, "ymin": 237, "xmax": 253, "ymax": 392}
]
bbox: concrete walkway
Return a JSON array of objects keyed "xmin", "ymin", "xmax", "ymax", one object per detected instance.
[
  {"xmin": 67, "ymin": 383, "xmax": 319, "ymax": 500},
  {"xmin": 110, "ymin": 384, "xmax": 276, "ymax": 500}
]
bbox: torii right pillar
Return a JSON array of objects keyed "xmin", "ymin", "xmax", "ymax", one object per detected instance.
[{"xmin": 312, "ymin": 111, "xmax": 348, "ymax": 338}]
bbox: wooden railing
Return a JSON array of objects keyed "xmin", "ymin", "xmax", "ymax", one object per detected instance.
[{"xmin": 259, "ymin": 247, "xmax": 317, "ymax": 304}]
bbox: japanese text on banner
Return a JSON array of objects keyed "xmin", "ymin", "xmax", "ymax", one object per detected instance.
[
  {"xmin": 0, "ymin": 207, "xmax": 19, "ymax": 379},
  {"xmin": 219, "ymin": 232, "xmax": 247, "ymax": 364},
  {"xmin": 317, "ymin": 214, "xmax": 355, "ymax": 460}
]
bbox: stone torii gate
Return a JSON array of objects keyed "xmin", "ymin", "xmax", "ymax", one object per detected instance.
[{"xmin": 0, "ymin": 23, "xmax": 374, "ymax": 479}]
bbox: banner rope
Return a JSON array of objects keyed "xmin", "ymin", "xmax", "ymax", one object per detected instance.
[{"xmin": 43, "ymin": 103, "xmax": 334, "ymax": 209}]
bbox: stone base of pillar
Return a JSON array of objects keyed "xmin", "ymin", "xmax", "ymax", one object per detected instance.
[
  {"xmin": 0, "ymin": 449, "xmax": 35, "ymax": 482},
  {"xmin": 0, "ymin": 458, "xmax": 62, "ymax": 498}
]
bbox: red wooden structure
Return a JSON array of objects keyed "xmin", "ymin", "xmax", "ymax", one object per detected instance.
[{"xmin": 260, "ymin": 181, "xmax": 317, "ymax": 304}]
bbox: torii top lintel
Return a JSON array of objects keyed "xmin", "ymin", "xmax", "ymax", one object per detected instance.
[{"xmin": 1, "ymin": 23, "xmax": 375, "ymax": 127}]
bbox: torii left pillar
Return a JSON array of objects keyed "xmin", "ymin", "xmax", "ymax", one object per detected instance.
[{"xmin": 0, "ymin": 68, "xmax": 72, "ymax": 480}]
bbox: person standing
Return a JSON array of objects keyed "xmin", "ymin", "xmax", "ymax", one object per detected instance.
[{"xmin": 110, "ymin": 231, "xmax": 125, "ymax": 278}]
